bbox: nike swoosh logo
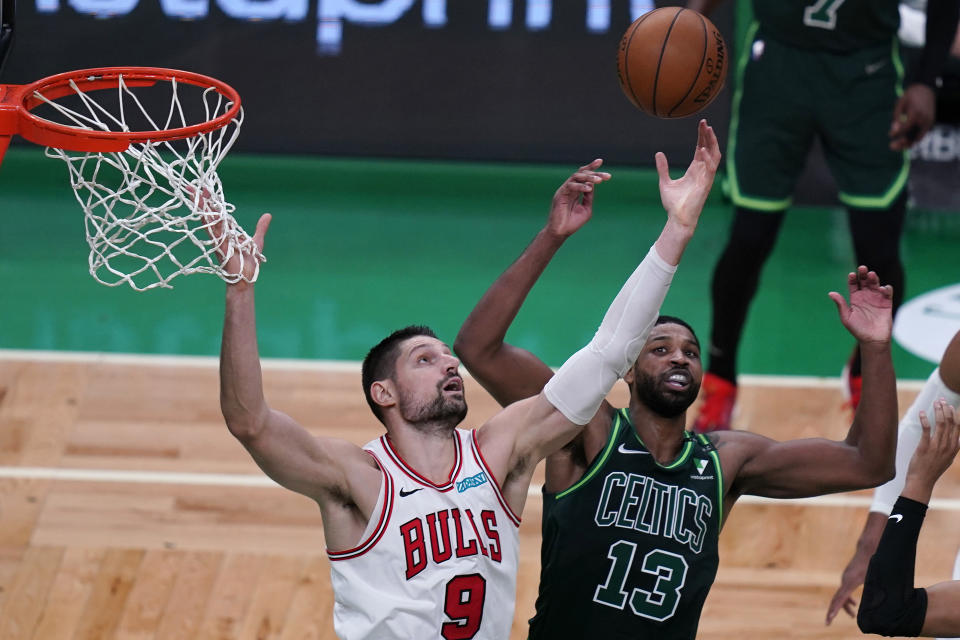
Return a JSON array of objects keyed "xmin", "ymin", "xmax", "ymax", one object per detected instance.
[
  {"xmin": 865, "ymin": 60, "xmax": 887, "ymax": 75},
  {"xmin": 617, "ymin": 443, "xmax": 650, "ymax": 455},
  {"xmin": 399, "ymin": 488, "xmax": 423, "ymax": 497},
  {"xmin": 889, "ymin": 513, "xmax": 903, "ymax": 522}
]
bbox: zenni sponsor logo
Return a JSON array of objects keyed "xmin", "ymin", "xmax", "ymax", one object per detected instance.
[{"xmin": 457, "ymin": 472, "xmax": 488, "ymax": 493}]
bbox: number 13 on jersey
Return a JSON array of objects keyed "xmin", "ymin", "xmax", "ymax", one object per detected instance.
[{"xmin": 593, "ymin": 541, "xmax": 690, "ymax": 621}]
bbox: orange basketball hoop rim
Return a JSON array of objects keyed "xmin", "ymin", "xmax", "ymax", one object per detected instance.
[{"xmin": 0, "ymin": 66, "xmax": 242, "ymax": 160}]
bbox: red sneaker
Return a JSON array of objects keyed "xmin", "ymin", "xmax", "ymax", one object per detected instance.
[
  {"xmin": 693, "ymin": 373, "xmax": 737, "ymax": 433},
  {"xmin": 841, "ymin": 361, "xmax": 863, "ymax": 411}
]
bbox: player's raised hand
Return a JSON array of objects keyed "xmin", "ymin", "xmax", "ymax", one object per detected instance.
[
  {"xmin": 547, "ymin": 159, "xmax": 611, "ymax": 239},
  {"xmin": 655, "ymin": 119, "xmax": 721, "ymax": 229},
  {"xmin": 190, "ymin": 185, "xmax": 271, "ymax": 284},
  {"xmin": 828, "ymin": 266, "xmax": 894, "ymax": 344},
  {"xmin": 903, "ymin": 400, "xmax": 960, "ymax": 503},
  {"xmin": 216, "ymin": 213, "xmax": 270, "ymax": 283}
]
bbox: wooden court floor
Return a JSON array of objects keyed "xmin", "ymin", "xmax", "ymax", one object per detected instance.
[{"xmin": 1, "ymin": 352, "xmax": 959, "ymax": 639}]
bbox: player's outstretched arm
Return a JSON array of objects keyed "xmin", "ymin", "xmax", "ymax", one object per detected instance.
[
  {"xmin": 827, "ymin": 329, "xmax": 960, "ymax": 624},
  {"xmin": 857, "ymin": 401, "xmax": 960, "ymax": 638},
  {"xmin": 727, "ymin": 267, "xmax": 897, "ymax": 499},
  {"xmin": 528, "ymin": 118, "xmax": 719, "ymax": 454},
  {"xmin": 476, "ymin": 121, "xmax": 720, "ymax": 513},
  {"xmin": 454, "ymin": 160, "xmax": 610, "ymax": 407},
  {"xmin": 217, "ymin": 214, "xmax": 379, "ymax": 528}
]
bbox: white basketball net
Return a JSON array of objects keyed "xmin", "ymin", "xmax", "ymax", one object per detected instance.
[{"xmin": 34, "ymin": 74, "xmax": 263, "ymax": 291}]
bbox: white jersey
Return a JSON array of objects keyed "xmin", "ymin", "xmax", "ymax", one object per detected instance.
[{"xmin": 328, "ymin": 428, "xmax": 521, "ymax": 640}]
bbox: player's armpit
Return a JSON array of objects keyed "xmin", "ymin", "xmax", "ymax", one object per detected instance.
[{"xmin": 477, "ymin": 393, "xmax": 580, "ymax": 470}]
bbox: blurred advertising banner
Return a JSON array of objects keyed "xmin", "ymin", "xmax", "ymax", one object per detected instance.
[{"xmin": 7, "ymin": 0, "xmax": 732, "ymax": 163}]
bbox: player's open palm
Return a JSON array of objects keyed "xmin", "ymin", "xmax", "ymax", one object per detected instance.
[
  {"xmin": 548, "ymin": 159, "xmax": 611, "ymax": 238},
  {"xmin": 656, "ymin": 119, "xmax": 721, "ymax": 229},
  {"xmin": 828, "ymin": 266, "xmax": 893, "ymax": 344}
]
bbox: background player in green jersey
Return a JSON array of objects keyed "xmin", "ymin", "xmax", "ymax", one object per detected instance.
[
  {"xmin": 453, "ymin": 153, "xmax": 900, "ymax": 639},
  {"xmin": 685, "ymin": 0, "xmax": 960, "ymax": 432}
]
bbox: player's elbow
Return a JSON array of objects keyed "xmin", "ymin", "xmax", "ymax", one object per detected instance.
[
  {"xmin": 857, "ymin": 587, "xmax": 927, "ymax": 637},
  {"xmin": 850, "ymin": 453, "xmax": 896, "ymax": 489},
  {"xmin": 452, "ymin": 332, "xmax": 484, "ymax": 366},
  {"xmin": 220, "ymin": 396, "xmax": 268, "ymax": 442},
  {"xmin": 865, "ymin": 460, "xmax": 897, "ymax": 487},
  {"xmin": 877, "ymin": 464, "xmax": 897, "ymax": 486},
  {"xmin": 452, "ymin": 334, "xmax": 471, "ymax": 361}
]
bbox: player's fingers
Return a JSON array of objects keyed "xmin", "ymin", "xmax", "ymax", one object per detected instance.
[
  {"xmin": 825, "ymin": 592, "xmax": 844, "ymax": 623},
  {"xmin": 581, "ymin": 187, "xmax": 595, "ymax": 209},
  {"xmin": 936, "ymin": 400, "xmax": 958, "ymax": 453},
  {"xmin": 919, "ymin": 409, "xmax": 932, "ymax": 446},
  {"xmin": 571, "ymin": 171, "xmax": 610, "ymax": 187},
  {"xmin": 696, "ymin": 119, "xmax": 708, "ymax": 148},
  {"xmin": 843, "ymin": 598, "xmax": 858, "ymax": 617},
  {"xmin": 889, "ymin": 97, "xmax": 907, "ymax": 135},
  {"xmin": 928, "ymin": 400, "xmax": 946, "ymax": 448},
  {"xmin": 943, "ymin": 403, "xmax": 958, "ymax": 437},
  {"xmin": 655, "ymin": 152, "xmax": 670, "ymax": 182},
  {"xmin": 704, "ymin": 124, "xmax": 720, "ymax": 161},
  {"xmin": 254, "ymin": 213, "xmax": 272, "ymax": 249},
  {"xmin": 828, "ymin": 291, "xmax": 847, "ymax": 317},
  {"xmin": 578, "ymin": 158, "xmax": 603, "ymax": 172},
  {"xmin": 947, "ymin": 404, "xmax": 960, "ymax": 454}
]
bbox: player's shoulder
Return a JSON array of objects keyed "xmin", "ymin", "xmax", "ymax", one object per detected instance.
[
  {"xmin": 333, "ymin": 436, "xmax": 384, "ymax": 469},
  {"xmin": 702, "ymin": 428, "xmax": 777, "ymax": 467}
]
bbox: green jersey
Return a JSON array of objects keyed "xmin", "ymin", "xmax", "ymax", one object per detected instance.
[
  {"xmin": 755, "ymin": 0, "xmax": 901, "ymax": 52},
  {"xmin": 528, "ymin": 409, "xmax": 723, "ymax": 640}
]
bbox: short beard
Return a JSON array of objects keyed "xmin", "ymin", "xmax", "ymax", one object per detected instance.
[
  {"xmin": 399, "ymin": 387, "xmax": 468, "ymax": 433},
  {"xmin": 633, "ymin": 370, "xmax": 699, "ymax": 419}
]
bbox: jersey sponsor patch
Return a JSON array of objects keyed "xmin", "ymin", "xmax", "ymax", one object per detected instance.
[{"xmin": 457, "ymin": 472, "xmax": 488, "ymax": 493}]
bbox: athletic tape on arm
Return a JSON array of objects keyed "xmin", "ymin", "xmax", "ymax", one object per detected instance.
[
  {"xmin": 870, "ymin": 368, "xmax": 960, "ymax": 514},
  {"xmin": 544, "ymin": 246, "xmax": 676, "ymax": 425}
]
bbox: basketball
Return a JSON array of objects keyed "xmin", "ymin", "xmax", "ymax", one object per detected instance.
[{"xmin": 617, "ymin": 7, "xmax": 727, "ymax": 119}]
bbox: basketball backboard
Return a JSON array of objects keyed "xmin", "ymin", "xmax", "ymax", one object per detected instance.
[{"xmin": 0, "ymin": 0, "xmax": 14, "ymax": 74}]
